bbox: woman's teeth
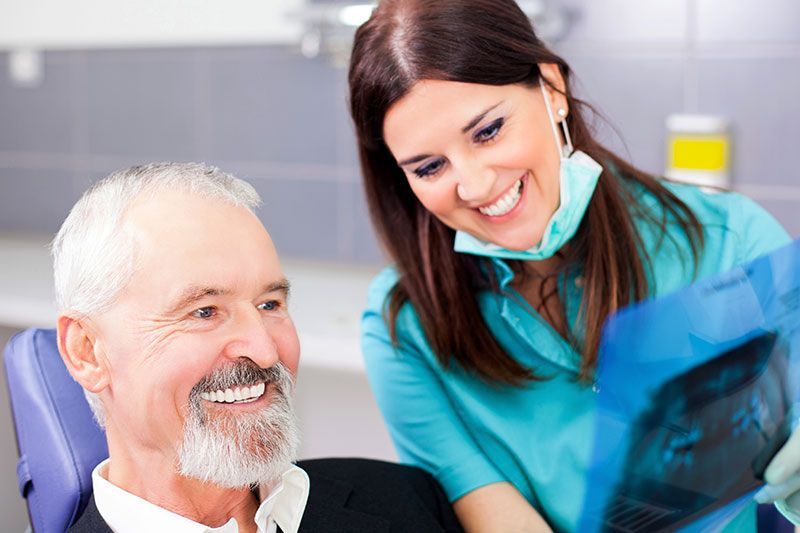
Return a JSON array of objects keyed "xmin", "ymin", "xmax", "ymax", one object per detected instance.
[
  {"xmin": 478, "ymin": 178, "xmax": 523, "ymax": 217},
  {"xmin": 201, "ymin": 382, "xmax": 266, "ymax": 404}
]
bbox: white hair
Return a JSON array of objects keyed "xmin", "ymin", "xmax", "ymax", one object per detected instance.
[{"xmin": 52, "ymin": 162, "xmax": 262, "ymax": 425}]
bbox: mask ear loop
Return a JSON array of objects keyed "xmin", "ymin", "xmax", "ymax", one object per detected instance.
[{"xmin": 539, "ymin": 78, "xmax": 574, "ymax": 158}]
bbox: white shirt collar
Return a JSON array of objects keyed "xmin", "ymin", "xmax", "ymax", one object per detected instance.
[{"xmin": 92, "ymin": 459, "xmax": 310, "ymax": 533}]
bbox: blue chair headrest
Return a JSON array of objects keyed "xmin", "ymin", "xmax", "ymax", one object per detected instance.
[{"xmin": 3, "ymin": 328, "xmax": 108, "ymax": 533}]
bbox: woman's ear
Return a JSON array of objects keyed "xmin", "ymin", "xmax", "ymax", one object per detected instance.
[
  {"xmin": 57, "ymin": 314, "xmax": 110, "ymax": 393},
  {"xmin": 537, "ymin": 62, "xmax": 569, "ymax": 119}
]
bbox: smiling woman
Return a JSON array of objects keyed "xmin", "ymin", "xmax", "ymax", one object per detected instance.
[
  {"xmin": 383, "ymin": 79, "xmax": 565, "ymax": 253},
  {"xmin": 348, "ymin": 0, "xmax": 792, "ymax": 531},
  {"xmin": 349, "ymin": 0, "xmax": 706, "ymax": 386}
]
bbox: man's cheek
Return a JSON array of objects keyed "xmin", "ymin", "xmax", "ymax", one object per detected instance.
[
  {"xmin": 273, "ymin": 327, "xmax": 301, "ymax": 374},
  {"xmin": 282, "ymin": 346, "xmax": 301, "ymax": 376},
  {"xmin": 137, "ymin": 320, "xmax": 194, "ymax": 363}
]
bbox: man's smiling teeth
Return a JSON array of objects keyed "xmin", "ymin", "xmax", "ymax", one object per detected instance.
[
  {"xmin": 201, "ymin": 382, "xmax": 266, "ymax": 404},
  {"xmin": 478, "ymin": 178, "xmax": 523, "ymax": 217}
]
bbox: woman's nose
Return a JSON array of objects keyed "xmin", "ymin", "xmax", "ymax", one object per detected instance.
[{"xmin": 453, "ymin": 159, "xmax": 496, "ymax": 204}]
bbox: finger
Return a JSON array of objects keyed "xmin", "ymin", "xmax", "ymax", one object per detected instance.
[
  {"xmin": 787, "ymin": 489, "xmax": 800, "ymax": 510},
  {"xmin": 754, "ymin": 474, "xmax": 800, "ymax": 504},
  {"xmin": 766, "ymin": 428, "xmax": 800, "ymax": 486}
]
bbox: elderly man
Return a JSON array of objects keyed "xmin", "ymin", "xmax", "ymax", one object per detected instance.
[{"xmin": 54, "ymin": 162, "xmax": 461, "ymax": 533}]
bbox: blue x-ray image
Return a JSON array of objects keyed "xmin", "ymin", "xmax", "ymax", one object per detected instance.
[
  {"xmin": 578, "ymin": 239, "xmax": 800, "ymax": 532},
  {"xmin": 601, "ymin": 332, "xmax": 790, "ymax": 531}
]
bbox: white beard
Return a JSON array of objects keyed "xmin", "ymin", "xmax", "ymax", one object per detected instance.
[{"xmin": 177, "ymin": 362, "xmax": 300, "ymax": 488}]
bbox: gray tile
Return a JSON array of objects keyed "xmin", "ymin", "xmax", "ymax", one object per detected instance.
[
  {"xmin": 0, "ymin": 52, "xmax": 75, "ymax": 153},
  {"xmin": 564, "ymin": 54, "xmax": 685, "ymax": 176},
  {"xmin": 203, "ymin": 47, "xmax": 342, "ymax": 165},
  {"xmin": 342, "ymin": 180, "xmax": 385, "ymax": 264},
  {"xmin": 697, "ymin": 0, "xmax": 800, "ymax": 43},
  {"xmin": 337, "ymin": 120, "xmax": 361, "ymax": 171},
  {"xmin": 73, "ymin": 163, "xmax": 141, "ymax": 193},
  {"xmin": 755, "ymin": 198, "xmax": 800, "ymax": 238},
  {"xmin": 85, "ymin": 49, "xmax": 199, "ymax": 159},
  {"xmin": 696, "ymin": 57, "xmax": 800, "ymax": 187},
  {"xmin": 0, "ymin": 166, "xmax": 79, "ymax": 234},
  {"xmin": 249, "ymin": 176, "xmax": 341, "ymax": 260},
  {"xmin": 334, "ymin": 69, "xmax": 360, "ymax": 170},
  {"xmin": 556, "ymin": 0, "xmax": 688, "ymax": 44}
]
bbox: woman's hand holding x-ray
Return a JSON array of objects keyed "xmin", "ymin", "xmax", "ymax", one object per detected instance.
[{"xmin": 755, "ymin": 427, "xmax": 800, "ymax": 522}]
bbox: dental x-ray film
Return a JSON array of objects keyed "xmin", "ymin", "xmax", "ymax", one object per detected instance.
[{"xmin": 578, "ymin": 239, "xmax": 800, "ymax": 532}]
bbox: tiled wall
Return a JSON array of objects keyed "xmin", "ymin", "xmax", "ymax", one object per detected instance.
[
  {"xmin": 0, "ymin": 0, "xmax": 798, "ymax": 264},
  {"xmin": 556, "ymin": 0, "xmax": 800, "ymax": 235}
]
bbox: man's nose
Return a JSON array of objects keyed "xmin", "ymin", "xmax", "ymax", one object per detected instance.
[
  {"xmin": 453, "ymin": 157, "xmax": 496, "ymax": 204},
  {"xmin": 223, "ymin": 306, "xmax": 280, "ymax": 368}
]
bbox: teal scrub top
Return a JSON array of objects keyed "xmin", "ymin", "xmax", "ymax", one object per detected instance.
[{"xmin": 361, "ymin": 182, "xmax": 792, "ymax": 532}]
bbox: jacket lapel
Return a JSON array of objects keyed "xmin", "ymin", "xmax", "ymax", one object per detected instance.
[
  {"xmin": 299, "ymin": 473, "xmax": 389, "ymax": 532},
  {"xmin": 68, "ymin": 496, "xmax": 114, "ymax": 533}
]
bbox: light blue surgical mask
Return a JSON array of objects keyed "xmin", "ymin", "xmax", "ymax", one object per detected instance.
[{"xmin": 454, "ymin": 79, "xmax": 603, "ymax": 261}]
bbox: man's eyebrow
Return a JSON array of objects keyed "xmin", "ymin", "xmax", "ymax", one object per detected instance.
[
  {"xmin": 396, "ymin": 101, "xmax": 504, "ymax": 167},
  {"xmin": 164, "ymin": 285, "xmax": 231, "ymax": 315},
  {"xmin": 264, "ymin": 278, "xmax": 291, "ymax": 297}
]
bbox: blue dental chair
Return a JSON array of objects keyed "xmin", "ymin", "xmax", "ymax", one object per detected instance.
[
  {"xmin": 4, "ymin": 328, "xmax": 107, "ymax": 533},
  {"xmin": 2, "ymin": 327, "xmax": 795, "ymax": 532}
]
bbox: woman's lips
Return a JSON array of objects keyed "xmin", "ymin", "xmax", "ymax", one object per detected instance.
[{"xmin": 476, "ymin": 172, "xmax": 528, "ymax": 222}]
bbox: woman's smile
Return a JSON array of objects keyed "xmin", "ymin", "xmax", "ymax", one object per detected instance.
[{"xmin": 476, "ymin": 172, "xmax": 527, "ymax": 221}]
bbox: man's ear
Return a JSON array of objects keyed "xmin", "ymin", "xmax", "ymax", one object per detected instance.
[
  {"xmin": 56, "ymin": 315, "xmax": 110, "ymax": 393},
  {"xmin": 537, "ymin": 62, "xmax": 569, "ymax": 118}
]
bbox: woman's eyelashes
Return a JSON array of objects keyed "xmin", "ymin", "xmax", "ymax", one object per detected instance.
[
  {"xmin": 473, "ymin": 117, "xmax": 504, "ymax": 144},
  {"xmin": 413, "ymin": 158, "xmax": 445, "ymax": 178},
  {"xmin": 410, "ymin": 117, "xmax": 506, "ymax": 179}
]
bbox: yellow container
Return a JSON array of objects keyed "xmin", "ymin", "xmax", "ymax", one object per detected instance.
[{"xmin": 665, "ymin": 114, "xmax": 731, "ymax": 189}]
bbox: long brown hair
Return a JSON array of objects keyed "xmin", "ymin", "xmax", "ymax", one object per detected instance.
[{"xmin": 348, "ymin": 0, "xmax": 704, "ymax": 384}]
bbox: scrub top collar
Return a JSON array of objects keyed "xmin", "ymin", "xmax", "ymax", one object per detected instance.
[
  {"xmin": 487, "ymin": 256, "xmax": 586, "ymax": 375},
  {"xmin": 491, "ymin": 256, "xmax": 517, "ymax": 288}
]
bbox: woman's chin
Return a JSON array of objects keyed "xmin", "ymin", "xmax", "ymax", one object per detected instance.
[
  {"xmin": 485, "ymin": 234, "xmax": 543, "ymax": 253},
  {"xmin": 473, "ymin": 221, "xmax": 546, "ymax": 252}
]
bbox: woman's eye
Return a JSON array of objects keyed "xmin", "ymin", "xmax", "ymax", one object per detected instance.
[
  {"xmin": 258, "ymin": 300, "xmax": 280, "ymax": 311},
  {"xmin": 413, "ymin": 158, "xmax": 445, "ymax": 179},
  {"xmin": 192, "ymin": 306, "xmax": 216, "ymax": 319},
  {"xmin": 474, "ymin": 118, "xmax": 504, "ymax": 144}
]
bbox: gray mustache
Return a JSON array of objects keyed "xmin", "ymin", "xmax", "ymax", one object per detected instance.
[{"xmin": 191, "ymin": 360, "xmax": 292, "ymax": 398}]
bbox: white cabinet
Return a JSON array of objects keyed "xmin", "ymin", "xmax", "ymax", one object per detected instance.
[{"xmin": 0, "ymin": 0, "xmax": 305, "ymax": 50}]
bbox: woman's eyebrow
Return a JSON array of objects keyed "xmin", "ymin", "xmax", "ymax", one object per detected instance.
[
  {"xmin": 398, "ymin": 153, "xmax": 433, "ymax": 166},
  {"xmin": 461, "ymin": 101, "xmax": 503, "ymax": 133},
  {"xmin": 396, "ymin": 101, "xmax": 504, "ymax": 167}
]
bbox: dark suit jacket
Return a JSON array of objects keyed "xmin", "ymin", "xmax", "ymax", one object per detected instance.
[{"xmin": 68, "ymin": 458, "xmax": 463, "ymax": 532}]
